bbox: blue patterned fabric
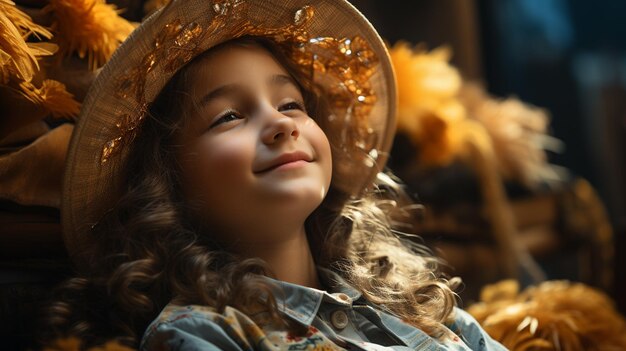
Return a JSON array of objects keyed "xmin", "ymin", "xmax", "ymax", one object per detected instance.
[{"xmin": 141, "ymin": 268, "xmax": 507, "ymax": 350}]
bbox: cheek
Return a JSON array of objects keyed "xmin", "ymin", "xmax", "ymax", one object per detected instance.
[
  {"xmin": 181, "ymin": 136, "xmax": 254, "ymax": 205},
  {"xmin": 306, "ymin": 120, "xmax": 333, "ymax": 185}
]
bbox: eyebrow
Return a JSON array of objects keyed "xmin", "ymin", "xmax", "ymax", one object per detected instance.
[
  {"xmin": 269, "ymin": 73, "xmax": 299, "ymax": 89},
  {"xmin": 197, "ymin": 74, "xmax": 300, "ymax": 108}
]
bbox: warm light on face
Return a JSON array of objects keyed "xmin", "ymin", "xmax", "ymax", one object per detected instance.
[{"xmin": 175, "ymin": 43, "xmax": 332, "ymax": 244}]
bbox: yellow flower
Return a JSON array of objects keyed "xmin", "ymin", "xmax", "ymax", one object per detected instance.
[
  {"xmin": 19, "ymin": 80, "xmax": 80, "ymax": 119},
  {"xmin": 0, "ymin": 0, "xmax": 64, "ymax": 116},
  {"xmin": 389, "ymin": 42, "xmax": 466, "ymax": 167},
  {"xmin": 0, "ymin": 0, "xmax": 57, "ymax": 83},
  {"xmin": 468, "ymin": 280, "xmax": 626, "ymax": 350},
  {"xmin": 0, "ymin": 0, "xmax": 52, "ymax": 39},
  {"xmin": 391, "ymin": 43, "xmax": 461, "ymax": 113},
  {"xmin": 0, "ymin": 9, "xmax": 39, "ymax": 83},
  {"xmin": 45, "ymin": 0, "xmax": 136, "ymax": 70}
]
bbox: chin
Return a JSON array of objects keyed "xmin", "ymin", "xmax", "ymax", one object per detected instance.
[{"xmin": 265, "ymin": 182, "xmax": 328, "ymax": 208}]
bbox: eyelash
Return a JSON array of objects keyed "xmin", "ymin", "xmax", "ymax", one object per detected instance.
[
  {"xmin": 208, "ymin": 100, "xmax": 306, "ymax": 129},
  {"xmin": 279, "ymin": 100, "xmax": 305, "ymax": 112},
  {"xmin": 209, "ymin": 110, "xmax": 242, "ymax": 129}
]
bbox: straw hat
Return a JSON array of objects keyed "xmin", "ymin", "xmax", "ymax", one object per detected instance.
[{"xmin": 62, "ymin": 0, "xmax": 397, "ymax": 263}]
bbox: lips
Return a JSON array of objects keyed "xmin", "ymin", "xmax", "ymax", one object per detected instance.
[{"xmin": 254, "ymin": 151, "xmax": 312, "ymax": 173}]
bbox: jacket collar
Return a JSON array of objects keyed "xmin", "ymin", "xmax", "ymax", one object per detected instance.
[
  {"xmin": 265, "ymin": 267, "xmax": 362, "ymax": 326},
  {"xmin": 263, "ymin": 268, "xmax": 440, "ymax": 349}
]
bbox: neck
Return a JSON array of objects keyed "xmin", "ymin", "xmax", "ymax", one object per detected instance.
[{"xmin": 236, "ymin": 225, "xmax": 321, "ymax": 289}]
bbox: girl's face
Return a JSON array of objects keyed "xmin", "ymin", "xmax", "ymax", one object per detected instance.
[{"xmin": 175, "ymin": 43, "xmax": 332, "ymax": 245}]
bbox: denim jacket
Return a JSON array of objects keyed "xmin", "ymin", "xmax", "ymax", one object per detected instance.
[{"xmin": 140, "ymin": 268, "xmax": 507, "ymax": 350}]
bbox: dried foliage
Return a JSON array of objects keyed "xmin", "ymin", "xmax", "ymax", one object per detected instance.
[
  {"xmin": 469, "ymin": 280, "xmax": 626, "ymax": 350},
  {"xmin": 44, "ymin": 0, "xmax": 136, "ymax": 70},
  {"xmin": 389, "ymin": 42, "xmax": 563, "ymax": 187}
]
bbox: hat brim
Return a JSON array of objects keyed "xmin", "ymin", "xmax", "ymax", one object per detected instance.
[{"xmin": 62, "ymin": 0, "xmax": 397, "ymax": 264}]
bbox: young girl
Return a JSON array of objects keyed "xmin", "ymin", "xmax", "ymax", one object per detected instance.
[{"xmin": 48, "ymin": 0, "xmax": 506, "ymax": 350}]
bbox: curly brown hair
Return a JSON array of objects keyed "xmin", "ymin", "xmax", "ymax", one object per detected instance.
[{"xmin": 40, "ymin": 37, "xmax": 458, "ymax": 349}]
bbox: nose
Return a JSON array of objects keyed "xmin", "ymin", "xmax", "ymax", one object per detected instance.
[{"xmin": 260, "ymin": 110, "xmax": 300, "ymax": 145}]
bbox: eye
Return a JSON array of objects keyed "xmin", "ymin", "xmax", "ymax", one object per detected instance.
[
  {"xmin": 209, "ymin": 111, "xmax": 243, "ymax": 129},
  {"xmin": 278, "ymin": 100, "xmax": 305, "ymax": 112}
]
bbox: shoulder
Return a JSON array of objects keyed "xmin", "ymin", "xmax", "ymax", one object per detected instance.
[
  {"xmin": 446, "ymin": 307, "xmax": 508, "ymax": 351},
  {"xmin": 140, "ymin": 304, "xmax": 269, "ymax": 351}
]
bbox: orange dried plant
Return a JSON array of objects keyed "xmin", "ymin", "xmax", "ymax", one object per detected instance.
[
  {"xmin": 44, "ymin": 0, "xmax": 136, "ymax": 70},
  {"xmin": 469, "ymin": 280, "xmax": 626, "ymax": 350}
]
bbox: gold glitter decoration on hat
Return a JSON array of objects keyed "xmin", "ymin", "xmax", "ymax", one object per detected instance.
[
  {"xmin": 63, "ymin": 0, "xmax": 397, "ymax": 262},
  {"xmin": 101, "ymin": 0, "xmax": 378, "ymax": 164}
]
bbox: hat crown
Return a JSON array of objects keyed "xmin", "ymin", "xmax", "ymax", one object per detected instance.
[{"xmin": 62, "ymin": 0, "xmax": 397, "ymax": 264}]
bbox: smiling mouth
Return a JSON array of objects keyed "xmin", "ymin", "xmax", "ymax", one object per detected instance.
[
  {"xmin": 263, "ymin": 159, "xmax": 310, "ymax": 172},
  {"xmin": 255, "ymin": 152, "xmax": 313, "ymax": 173}
]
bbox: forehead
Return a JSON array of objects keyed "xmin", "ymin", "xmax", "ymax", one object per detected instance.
[{"xmin": 187, "ymin": 43, "xmax": 289, "ymax": 89}]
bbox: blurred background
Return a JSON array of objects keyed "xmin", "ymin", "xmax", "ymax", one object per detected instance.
[
  {"xmin": 349, "ymin": 0, "xmax": 626, "ymax": 312},
  {"xmin": 2, "ymin": 0, "xmax": 625, "ymax": 349}
]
